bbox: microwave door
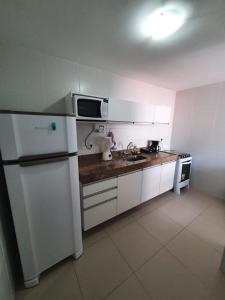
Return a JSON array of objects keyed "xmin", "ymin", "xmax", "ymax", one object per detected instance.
[{"xmin": 77, "ymin": 99, "xmax": 101, "ymax": 118}]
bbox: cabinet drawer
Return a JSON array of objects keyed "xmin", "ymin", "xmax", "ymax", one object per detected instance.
[
  {"xmin": 83, "ymin": 198, "xmax": 117, "ymax": 230},
  {"xmin": 83, "ymin": 177, "xmax": 117, "ymax": 197},
  {"xmin": 83, "ymin": 188, "xmax": 117, "ymax": 209}
]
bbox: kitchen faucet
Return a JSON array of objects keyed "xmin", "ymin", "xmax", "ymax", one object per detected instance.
[{"xmin": 127, "ymin": 141, "xmax": 134, "ymax": 151}]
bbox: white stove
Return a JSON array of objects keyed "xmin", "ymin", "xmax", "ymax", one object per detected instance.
[{"xmin": 163, "ymin": 150, "xmax": 192, "ymax": 195}]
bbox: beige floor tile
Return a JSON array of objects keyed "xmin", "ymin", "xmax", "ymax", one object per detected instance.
[
  {"xmin": 202, "ymin": 199, "xmax": 225, "ymax": 229},
  {"xmin": 16, "ymin": 259, "xmax": 82, "ymax": 300},
  {"xmin": 210, "ymin": 275, "xmax": 225, "ymax": 300},
  {"xmin": 132, "ymin": 192, "xmax": 174, "ymax": 219},
  {"xmin": 137, "ymin": 210, "xmax": 183, "ymax": 245},
  {"xmin": 167, "ymin": 229, "xmax": 223, "ymax": 287},
  {"xmin": 105, "ymin": 275, "xmax": 151, "ymax": 300},
  {"xmin": 136, "ymin": 248, "xmax": 210, "ymax": 300},
  {"xmin": 180, "ymin": 190, "xmax": 215, "ymax": 214},
  {"xmin": 16, "ymin": 189, "xmax": 225, "ymax": 300},
  {"xmin": 83, "ymin": 227, "xmax": 107, "ymax": 249},
  {"xmin": 159, "ymin": 198, "xmax": 199, "ymax": 226},
  {"xmin": 187, "ymin": 215, "xmax": 225, "ymax": 254},
  {"xmin": 74, "ymin": 237, "xmax": 131, "ymax": 300},
  {"xmin": 104, "ymin": 213, "xmax": 135, "ymax": 236},
  {"xmin": 110, "ymin": 222, "xmax": 162, "ymax": 271}
]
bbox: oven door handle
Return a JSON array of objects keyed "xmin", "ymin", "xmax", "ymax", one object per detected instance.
[{"xmin": 182, "ymin": 160, "xmax": 192, "ymax": 165}]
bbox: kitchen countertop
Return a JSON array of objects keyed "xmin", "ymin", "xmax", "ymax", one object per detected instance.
[{"xmin": 79, "ymin": 151, "xmax": 178, "ymax": 184}]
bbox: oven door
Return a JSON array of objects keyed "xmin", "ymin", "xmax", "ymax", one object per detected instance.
[
  {"xmin": 74, "ymin": 95, "xmax": 108, "ymax": 120},
  {"xmin": 180, "ymin": 160, "xmax": 192, "ymax": 182}
]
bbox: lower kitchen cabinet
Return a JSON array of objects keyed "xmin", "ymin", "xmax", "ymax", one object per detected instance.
[
  {"xmin": 160, "ymin": 161, "xmax": 176, "ymax": 194},
  {"xmin": 117, "ymin": 170, "xmax": 142, "ymax": 214},
  {"xmin": 141, "ymin": 161, "xmax": 176, "ymax": 203},
  {"xmin": 80, "ymin": 161, "xmax": 176, "ymax": 230},
  {"xmin": 141, "ymin": 165, "xmax": 161, "ymax": 203},
  {"xmin": 83, "ymin": 198, "xmax": 117, "ymax": 231},
  {"xmin": 81, "ymin": 177, "xmax": 118, "ymax": 231}
]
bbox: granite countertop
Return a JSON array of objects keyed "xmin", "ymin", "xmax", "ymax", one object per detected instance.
[{"xmin": 78, "ymin": 151, "xmax": 178, "ymax": 184}]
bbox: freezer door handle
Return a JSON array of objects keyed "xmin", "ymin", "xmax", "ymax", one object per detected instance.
[
  {"xmin": 19, "ymin": 156, "xmax": 68, "ymax": 167},
  {"xmin": 2, "ymin": 152, "xmax": 77, "ymax": 166}
]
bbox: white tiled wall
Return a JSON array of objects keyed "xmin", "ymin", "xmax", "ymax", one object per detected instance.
[
  {"xmin": 77, "ymin": 122, "xmax": 171, "ymax": 155},
  {"xmin": 0, "ymin": 42, "xmax": 176, "ymax": 155},
  {"xmin": 171, "ymin": 81, "xmax": 225, "ymax": 200},
  {"xmin": 0, "ymin": 42, "xmax": 175, "ymax": 113}
]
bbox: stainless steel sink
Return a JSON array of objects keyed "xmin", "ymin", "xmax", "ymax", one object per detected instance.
[{"xmin": 123, "ymin": 155, "xmax": 146, "ymax": 162}]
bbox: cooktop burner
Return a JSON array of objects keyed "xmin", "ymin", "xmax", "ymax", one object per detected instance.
[{"xmin": 163, "ymin": 150, "xmax": 191, "ymax": 159}]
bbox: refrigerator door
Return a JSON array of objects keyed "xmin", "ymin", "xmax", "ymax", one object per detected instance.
[
  {"xmin": 3, "ymin": 155, "xmax": 82, "ymax": 286},
  {"xmin": 0, "ymin": 114, "xmax": 77, "ymax": 161}
]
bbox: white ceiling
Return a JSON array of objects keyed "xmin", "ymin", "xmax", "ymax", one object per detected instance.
[{"xmin": 1, "ymin": 0, "xmax": 225, "ymax": 91}]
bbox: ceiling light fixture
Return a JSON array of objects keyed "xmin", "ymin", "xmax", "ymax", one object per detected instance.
[{"xmin": 143, "ymin": 7, "xmax": 185, "ymax": 40}]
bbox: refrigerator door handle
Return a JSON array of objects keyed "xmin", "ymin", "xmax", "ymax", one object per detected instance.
[
  {"xmin": 2, "ymin": 152, "xmax": 77, "ymax": 166},
  {"xmin": 19, "ymin": 156, "xmax": 68, "ymax": 167}
]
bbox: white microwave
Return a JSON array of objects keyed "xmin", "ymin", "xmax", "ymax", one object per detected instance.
[{"xmin": 66, "ymin": 94, "xmax": 109, "ymax": 121}]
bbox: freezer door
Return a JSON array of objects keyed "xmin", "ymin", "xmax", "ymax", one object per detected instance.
[
  {"xmin": 3, "ymin": 155, "xmax": 82, "ymax": 283},
  {"xmin": 0, "ymin": 114, "xmax": 77, "ymax": 161}
]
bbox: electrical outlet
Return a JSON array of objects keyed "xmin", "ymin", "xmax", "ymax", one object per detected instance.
[{"xmin": 94, "ymin": 124, "xmax": 105, "ymax": 134}]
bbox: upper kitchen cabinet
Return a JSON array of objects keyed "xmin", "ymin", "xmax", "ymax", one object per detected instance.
[
  {"xmin": 154, "ymin": 105, "xmax": 171, "ymax": 124},
  {"xmin": 108, "ymin": 98, "xmax": 134, "ymax": 122},
  {"xmin": 108, "ymin": 99, "xmax": 171, "ymax": 124},
  {"xmin": 131, "ymin": 103, "xmax": 155, "ymax": 123},
  {"xmin": 109, "ymin": 99, "xmax": 155, "ymax": 123},
  {"xmin": 79, "ymin": 65, "xmax": 110, "ymax": 98}
]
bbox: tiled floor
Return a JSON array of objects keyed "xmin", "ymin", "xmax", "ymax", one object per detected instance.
[{"xmin": 16, "ymin": 189, "xmax": 225, "ymax": 300}]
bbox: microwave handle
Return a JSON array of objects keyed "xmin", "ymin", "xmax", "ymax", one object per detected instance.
[{"xmin": 100, "ymin": 101, "xmax": 106, "ymax": 118}]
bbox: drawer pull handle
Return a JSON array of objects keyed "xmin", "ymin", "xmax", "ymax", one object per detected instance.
[
  {"xmin": 83, "ymin": 187, "xmax": 117, "ymax": 199},
  {"xmin": 83, "ymin": 197, "xmax": 117, "ymax": 211}
]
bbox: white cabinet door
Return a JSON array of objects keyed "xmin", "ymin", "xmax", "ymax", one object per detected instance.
[
  {"xmin": 108, "ymin": 98, "xmax": 133, "ymax": 122},
  {"xmin": 160, "ymin": 162, "xmax": 176, "ymax": 194},
  {"xmin": 131, "ymin": 103, "xmax": 155, "ymax": 123},
  {"xmin": 79, "ymin": 65, "xmax": 110, "ymax": 98},
  {"xmin": 154, "ymin": 105, "xmax": 171, "ymax": 123},
  {"xmin": 117, "ymin": 171, "xmax": 142, "ymax": 214},
  {"xmin": 141, "ymin": 165, "xmax": 161, "ymax": 203}
]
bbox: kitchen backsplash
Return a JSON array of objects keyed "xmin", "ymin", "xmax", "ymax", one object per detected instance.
[{"xmin": 77, "ymin": 122, "xmax": 171, "ymax": 155}]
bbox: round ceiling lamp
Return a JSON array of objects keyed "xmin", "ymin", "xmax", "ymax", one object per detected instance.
[{"xmin": 143, "ymin": 6, "xmax": 186, "ymax": 40}]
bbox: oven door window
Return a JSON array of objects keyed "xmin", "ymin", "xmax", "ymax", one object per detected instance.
[
  {"xmin": 77, "ymin": 99, "xmax": 101, "ymax": 118},
  {"xmin": 181, "ymin": 163, "xmax": 191, "ymax": 182}
]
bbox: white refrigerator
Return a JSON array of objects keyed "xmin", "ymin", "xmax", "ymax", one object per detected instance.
[{"xmin": 0, "ymin": 112, "xmax": 83, "ymax": 288}]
